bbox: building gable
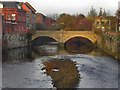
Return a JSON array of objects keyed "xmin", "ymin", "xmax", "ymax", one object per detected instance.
[
  {"xmin": 21, "ymin": 3, "xmax": 30, "ymax": 12},
  {"xmin": 25, "ymin": 2, "xmax": 36, "ymax": 13}
]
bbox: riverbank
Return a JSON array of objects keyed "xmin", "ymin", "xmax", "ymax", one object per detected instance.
[
  {"xmin": 96, "ymin": 43, "xmax": 120, "ymax": 60},
  {"xmin": 95, "ymin": 31, "xmax": 120, "ymax": 60}
]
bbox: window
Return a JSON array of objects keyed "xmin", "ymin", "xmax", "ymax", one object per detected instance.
[
  {"xmin": 19, "ymin": 27, "xmax": 20, "ymax": 30},
  {"xmin": 19, "ymin": 35, "xmax": 22, "ymax": 41},
  {"xmin": 27, "ymin": 26, "xmax": 29, "ymax": 30},
  {"xmin": 12, "ymin": 14, "xmax": 16, "ymax": 20},
  {"xmin": 7, "ymin": 14, "xmax": 11, "ymax": 20},
  {"xmin": 26, "ymin": 13, "xmax": 29, "ymax": 17},
  {"xmin": 0, "ymin": 3, "xmax": 3, "ymax": 8},
  {"xmin": 22, "ymin": 27, "xmax": 23, "ymax": 31},
  {"xmin": 97, "ymin": 21, "xmax": 99, "ymax": 25},
  {"xmin": 23, "ymin": 36, "xmax": 25, "ymax": 41}
]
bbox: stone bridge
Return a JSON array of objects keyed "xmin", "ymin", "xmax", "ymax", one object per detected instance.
[{"xmin": 32, "ymin": 30, "xmax": 97, "ymax": 43}]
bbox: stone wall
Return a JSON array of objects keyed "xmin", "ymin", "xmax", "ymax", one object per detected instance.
[
  {"xmin": 96, "ymin": 31, "xmax": 120, "ymax": 60},
  {"xmin": 3, "ymin": 33, "xmax": 27, "ymax": 49}
]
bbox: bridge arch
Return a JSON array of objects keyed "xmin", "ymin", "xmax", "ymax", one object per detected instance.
[
  {"xmin": 64, "ymin": 36, "xmax": 94, "ymax": 53},
  {"xmin": 64, "ymin": 36, "xmax": 93, "ymax": 44},
  {"xmin": 32, "ymin": 36, "xmax": 58, "ymax": 46},
  {"xmin": 62, "ymin": 35, "xmax": 94, "ymax": 44},
  {"xmin": 32, "ymin": 31, "xmax": 97, "ymax": 44}
]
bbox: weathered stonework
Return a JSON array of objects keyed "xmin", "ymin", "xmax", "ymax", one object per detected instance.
[
  {"xmin": 3, "ymin": 33, "xmax": 27, "ymax": 49},
  {"xmin": 32, "ymin": 30, "xmax": 120, "ymax": 60},
  {"xmin": 96, "ymin": 32, "xmax": 120, "ymax": 60},
  {"xmin": 32, "ymin": 30, "xmax": 97, "ymax": 44}
]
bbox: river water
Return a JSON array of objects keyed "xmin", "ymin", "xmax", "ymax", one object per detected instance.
[{"xmin": 2, "ymin": 44, "xmax": 119, "ymax": 88}]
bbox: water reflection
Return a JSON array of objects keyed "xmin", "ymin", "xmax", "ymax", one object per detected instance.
[
  {"xmin": 2, "ymin": 42, "xmax": 118, "ymax": 88},
  {"xmin": 2, "ymin": 47, "xmax": 33, "ymax": 63},
  {"xmin": 32, "ymin": 42, "xmax": 95, "ymax": 57},
  {"xmin": 32, "ymin": 44, "xmax": 58, "ymax": 56},
  {"xmin": 2, "ymin": 42, "xmax": 109, "ymax": 63},
  {"xmin": 65, "ymin": 37, "xmax": 95, "ymax": 54}
]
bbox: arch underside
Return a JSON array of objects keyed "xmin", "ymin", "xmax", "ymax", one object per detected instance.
[
  {"xmin": 32, "ymin": 36, "xmax": 57, "ymax": 46},
  {"xmin": 62, "ymin": 35, "xmax": 95, "ymax": 43},
  {"xmin": 33, "ymin": 36, "xmax": 58, "ymax": 42},
  {"xmin": 33, "ymin": 35, "xmax": 96, "ymax": 44}
]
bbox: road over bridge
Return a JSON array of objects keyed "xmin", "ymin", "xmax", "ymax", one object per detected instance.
[{"xmin": 32, "ymin": 30, "xmax": 97, "ymax": 44}]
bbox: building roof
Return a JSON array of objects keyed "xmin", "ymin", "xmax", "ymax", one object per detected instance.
[
  {"xmin": 97, "ymin": 15, "xmax": 102, "ymax": 19},
  {"xmin": 96, "ymin": 15, "xmax": 109, "ymax": 21},
  {"xmin": 25, "ymin": 2, "xmax": 36, "ymax": 12},
  {"xmin": 0, "ymin": 1, "xmax": 22, "ymax": 9},
  {"xmin": 20, "ymin": 2, "xmax": 36, "ymax": 13},
  {"xmin": 36, "ymin": 13, "xmax": 46, "ymax": 18}
]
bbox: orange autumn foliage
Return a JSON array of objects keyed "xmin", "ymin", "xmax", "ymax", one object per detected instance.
[{"xmin": 57, "ymin": 13, "xmax": 93, "ymax": 31}]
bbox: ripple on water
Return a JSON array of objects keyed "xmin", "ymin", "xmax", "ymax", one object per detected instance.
[
  {"xmin": 2, "ymin": 53, "xmax": 118, "ymax": 88},
  {"xmin": 47, "ymin": 54, "xmax": 118, "ymax": 88}
]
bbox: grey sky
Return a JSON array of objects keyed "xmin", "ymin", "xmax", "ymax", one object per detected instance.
[{"xmin": 1, "ymin": 0, "xmax": 120, "ymax": 16}]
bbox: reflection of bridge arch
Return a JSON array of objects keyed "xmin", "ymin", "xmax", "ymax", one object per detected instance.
[
  {"xmin": 64, "ymin": 36, "xmax": 93, "ymax": 44},
  {"xmin": 32, "ymin": 30, "xmax": 97, "ymax": 43}
]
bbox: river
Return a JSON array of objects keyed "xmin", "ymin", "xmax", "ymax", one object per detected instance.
[{"xmin": 2, "ymin": 44, "xmax": 119, "ymax": 88}]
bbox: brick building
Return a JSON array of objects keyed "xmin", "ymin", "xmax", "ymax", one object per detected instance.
[
  {"xmin": 20, "ymin": 2, "xmax": 36, "ymax": 30},
  {"xmin": 35, "ymin": 13, "xmax": 46, "ymax": 30},
  {"xmin": 0, "ymin": 1, "xmax": 27, "ymax": 49},
  {"xmin": 35, "ymin": 13, "xmax": 57, "ymax": 30},
  {"xmin": 36, "ymin": 13, "xmax": 46, "ymax": 25}
]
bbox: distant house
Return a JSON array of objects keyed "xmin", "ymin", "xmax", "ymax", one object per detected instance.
[
  {"xmin": 95, "ymin": 15, "xmax": 111, "ymax": 31},
  {"xmin": 36, "ymin": 13, "xmax": 46, "ymax": 25},
  {"xmin": 35, "ymin": 13, "xmax": 57, "ymax": 30},
  {"xmin": 20, "ymin": 2, "xmax": 36, "ymax": 30},
  {"xmin": 0, "ymin": 1, "xmax": 27, "ymax": 49},
  {"xmin": 45, "ymin": 17, "xmax": 52, "ymax": 26}
]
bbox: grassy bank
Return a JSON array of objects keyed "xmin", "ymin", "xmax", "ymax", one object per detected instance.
[
  {"xmin": 113, "ymin": 34, "xmax": 120, "ymax": 40},
  {"xmin": 95, "ymin": 43, "xmax": 120, "ymax": 60}
]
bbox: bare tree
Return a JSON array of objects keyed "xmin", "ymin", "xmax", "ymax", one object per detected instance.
[{"xmin": 47, "ymin": 13, "xmax": 60, "ymax": 20}]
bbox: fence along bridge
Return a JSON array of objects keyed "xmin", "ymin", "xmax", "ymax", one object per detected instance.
[{"xmin": 32, "ymin": 30, "xmax": 97, "ymax": 44}]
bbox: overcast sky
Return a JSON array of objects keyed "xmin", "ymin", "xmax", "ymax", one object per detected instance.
[{"xmin": 1, "ymin": 0, "xmax": 120, "ymax": 16}]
